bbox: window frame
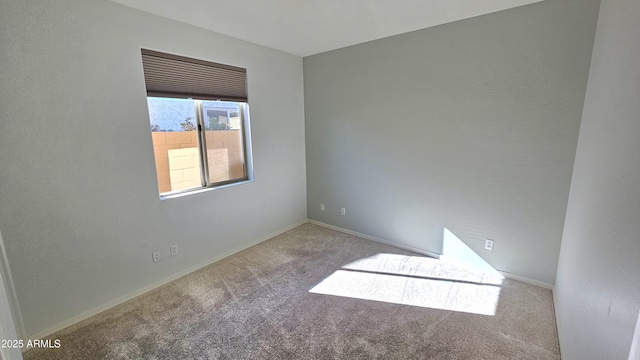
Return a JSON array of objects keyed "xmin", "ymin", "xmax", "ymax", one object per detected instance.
[
  {"xmin": 153, "ymin": 98, "xmax": 254, "ymax": 200},
  {"xmin": 140, "ymin": 49, "xmax": 254, "ymax": 199},
  {"xmin": 195, "ymin": 100, "xmax": 252, "ymax": 188}
]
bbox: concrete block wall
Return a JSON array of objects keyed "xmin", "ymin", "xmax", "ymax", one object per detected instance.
[
  {"xmin": 151, "ymin": 131, "xmax": 198, "ymax": 193},
  {"xmin": 168, "ymin": 147, "xmax": 200, "ymax": 191},
  {"xmin": 151, "ymin": 130, "xmax": 245, "ymax": 193},
  {"xmin": 205, "ymin": 130, "xmax": 245, "ymax": 180}
]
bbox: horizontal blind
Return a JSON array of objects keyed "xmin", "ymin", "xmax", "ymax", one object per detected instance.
[{"xmin": 141, "ymin": 49, "xmax": 247, "ymax": 102}]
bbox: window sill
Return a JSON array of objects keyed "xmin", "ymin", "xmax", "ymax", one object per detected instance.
[{"xmin": 159, "ymin": 179, "xmax": 253, "ymax": 200}]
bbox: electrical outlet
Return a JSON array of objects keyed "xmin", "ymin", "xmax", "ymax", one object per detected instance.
[
  {"xmin": 152, "ymin": 251, "xmax": 161, "ymax": 262},
  {"xmin": 320, "ymin": 203, "xmax": 325, "ymax": 212},
  {"xmin": 485, "ymin": 239, "xmax": 494, "ymax": 251},
  {"xmin": 170, "ymin": 244, "xmax": 178, "ymax": 257},
  {"xmin": 340, "ymin": 208, "xmax": 346, "ymax": 216}
]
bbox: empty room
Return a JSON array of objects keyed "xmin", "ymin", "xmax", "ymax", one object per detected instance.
[{"xmin": 0, "ymin": 0, "xmax": 638, "ymax": 359}]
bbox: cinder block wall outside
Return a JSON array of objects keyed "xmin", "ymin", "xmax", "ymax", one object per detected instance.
[
  {"xmin": 151, "ymin": 130, "xmax": 244, "ymax": 193},
  {"xmin": 204, "ymin": 130, "xmax": 245, "ymax": 180}
]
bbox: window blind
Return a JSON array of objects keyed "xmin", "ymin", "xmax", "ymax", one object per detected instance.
[{"xmin": 141, "ymin": 49, "xmax": 248, "ymax": 102}]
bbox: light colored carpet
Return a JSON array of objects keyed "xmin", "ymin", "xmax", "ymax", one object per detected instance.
[{"xmin": 25, "ymin": 223, "xmax": 560, "ymax": 359}]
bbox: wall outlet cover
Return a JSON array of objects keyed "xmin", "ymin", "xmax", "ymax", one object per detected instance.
[{"xmin": 485, "ymin": 239, "xmax": 494, "ymax": 251}]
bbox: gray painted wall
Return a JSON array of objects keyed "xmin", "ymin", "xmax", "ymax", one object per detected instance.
[
  {"xmin": 554, "ymin": 0, "xmax": 640, "ymax": 358},
  {"xmin": 304, "ymin": 0, "xmax": 600, "ymax": 285},
  {"xmin": 0, "ymin": 0, "xmax": 306, "ymax": 336}
]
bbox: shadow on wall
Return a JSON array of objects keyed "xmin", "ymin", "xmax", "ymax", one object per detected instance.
[{"xmin": 310, "ymin": 228, "xmax": 504, "ymax": 316}]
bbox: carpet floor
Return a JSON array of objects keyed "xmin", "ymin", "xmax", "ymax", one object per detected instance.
[{"xmin": 24, "ymin": 223, "xmax": 560, "ymax": 359}]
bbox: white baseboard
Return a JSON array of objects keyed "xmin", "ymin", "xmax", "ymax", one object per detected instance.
[
  {"xmin": 552, "ymin": 286, "xmax": 564, "ymax": 359},
  {"xmin": 307, "ymin": 219, "xmax": 555, "ymax": 290},
  {"xmin": 306, "ymin": 219, "xmax": 441, "ymax": 259},
  {"xmin": 497, "ymin": 270, "xmax": 554, "ymax": 290},
  {"xmin": 29, "ymin": 220, "xmax": 308, "ymax": 342}
]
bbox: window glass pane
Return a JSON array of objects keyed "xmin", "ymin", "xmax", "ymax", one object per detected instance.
[
  {"xmin": 147, "ymin": 97, "xmax": 202, "ymax": 194},
  {"xmin": 202, "ymin": 100, "xmax": 246, "ymax": 183}
]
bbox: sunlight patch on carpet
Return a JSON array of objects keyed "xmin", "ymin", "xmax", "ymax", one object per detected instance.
[{"xmin": 310, "ymin": 253, "xmax": 503, "ymax": 316}]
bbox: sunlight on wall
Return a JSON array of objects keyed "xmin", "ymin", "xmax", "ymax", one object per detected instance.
[
  {"xmin": 441, "ymin": 228, "xmax": 501, "ymax": 276},
  {"xmin": 629, "ymin": 310, "xmax": 640, "ymax": 360},
  {"xmin": 310, "ymin": 253, "xmax": 503, "ymax": 316}
]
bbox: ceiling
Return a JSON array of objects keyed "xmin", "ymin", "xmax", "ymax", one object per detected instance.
[{"xmin": 109, "ymin": 0, "xmax": 544, "ymax": 57}]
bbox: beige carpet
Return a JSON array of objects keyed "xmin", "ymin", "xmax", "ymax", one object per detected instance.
[{"xmin": 25, "ymin": 223, "xmax": 560, "ymax": 359}]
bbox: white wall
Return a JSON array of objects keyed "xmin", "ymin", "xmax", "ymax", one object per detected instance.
[
  {"xmin": 303, "ymin": 0, "xmax": 599, "ymax": 285},
  {"xmin": 0, "ymin": 230, "xmax": 24, "ymax": 360},
  {"xmin": 554, "ymin": 0, "xmax": 640, "ymax": 358},
  {"xmin": 0, "ymin": 0, "xmax": 306, "ymax": 337}
]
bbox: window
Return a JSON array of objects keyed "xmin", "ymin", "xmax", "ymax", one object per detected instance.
[{"xmin": 141, "ymin": 49, "xmax": 253, "ymax": 198}]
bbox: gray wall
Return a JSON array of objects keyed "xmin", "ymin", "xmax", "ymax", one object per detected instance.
[
  {"xmin": 304, "ymin": 0, "xmax": 600, "ymax": 285},
  {"xmin": 0, "ymin": 0, "xmax": 307, "ymax": 337},
  {"xmin": 554, "ymin": 0, "xmax": 640, "ymax": 358}
]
